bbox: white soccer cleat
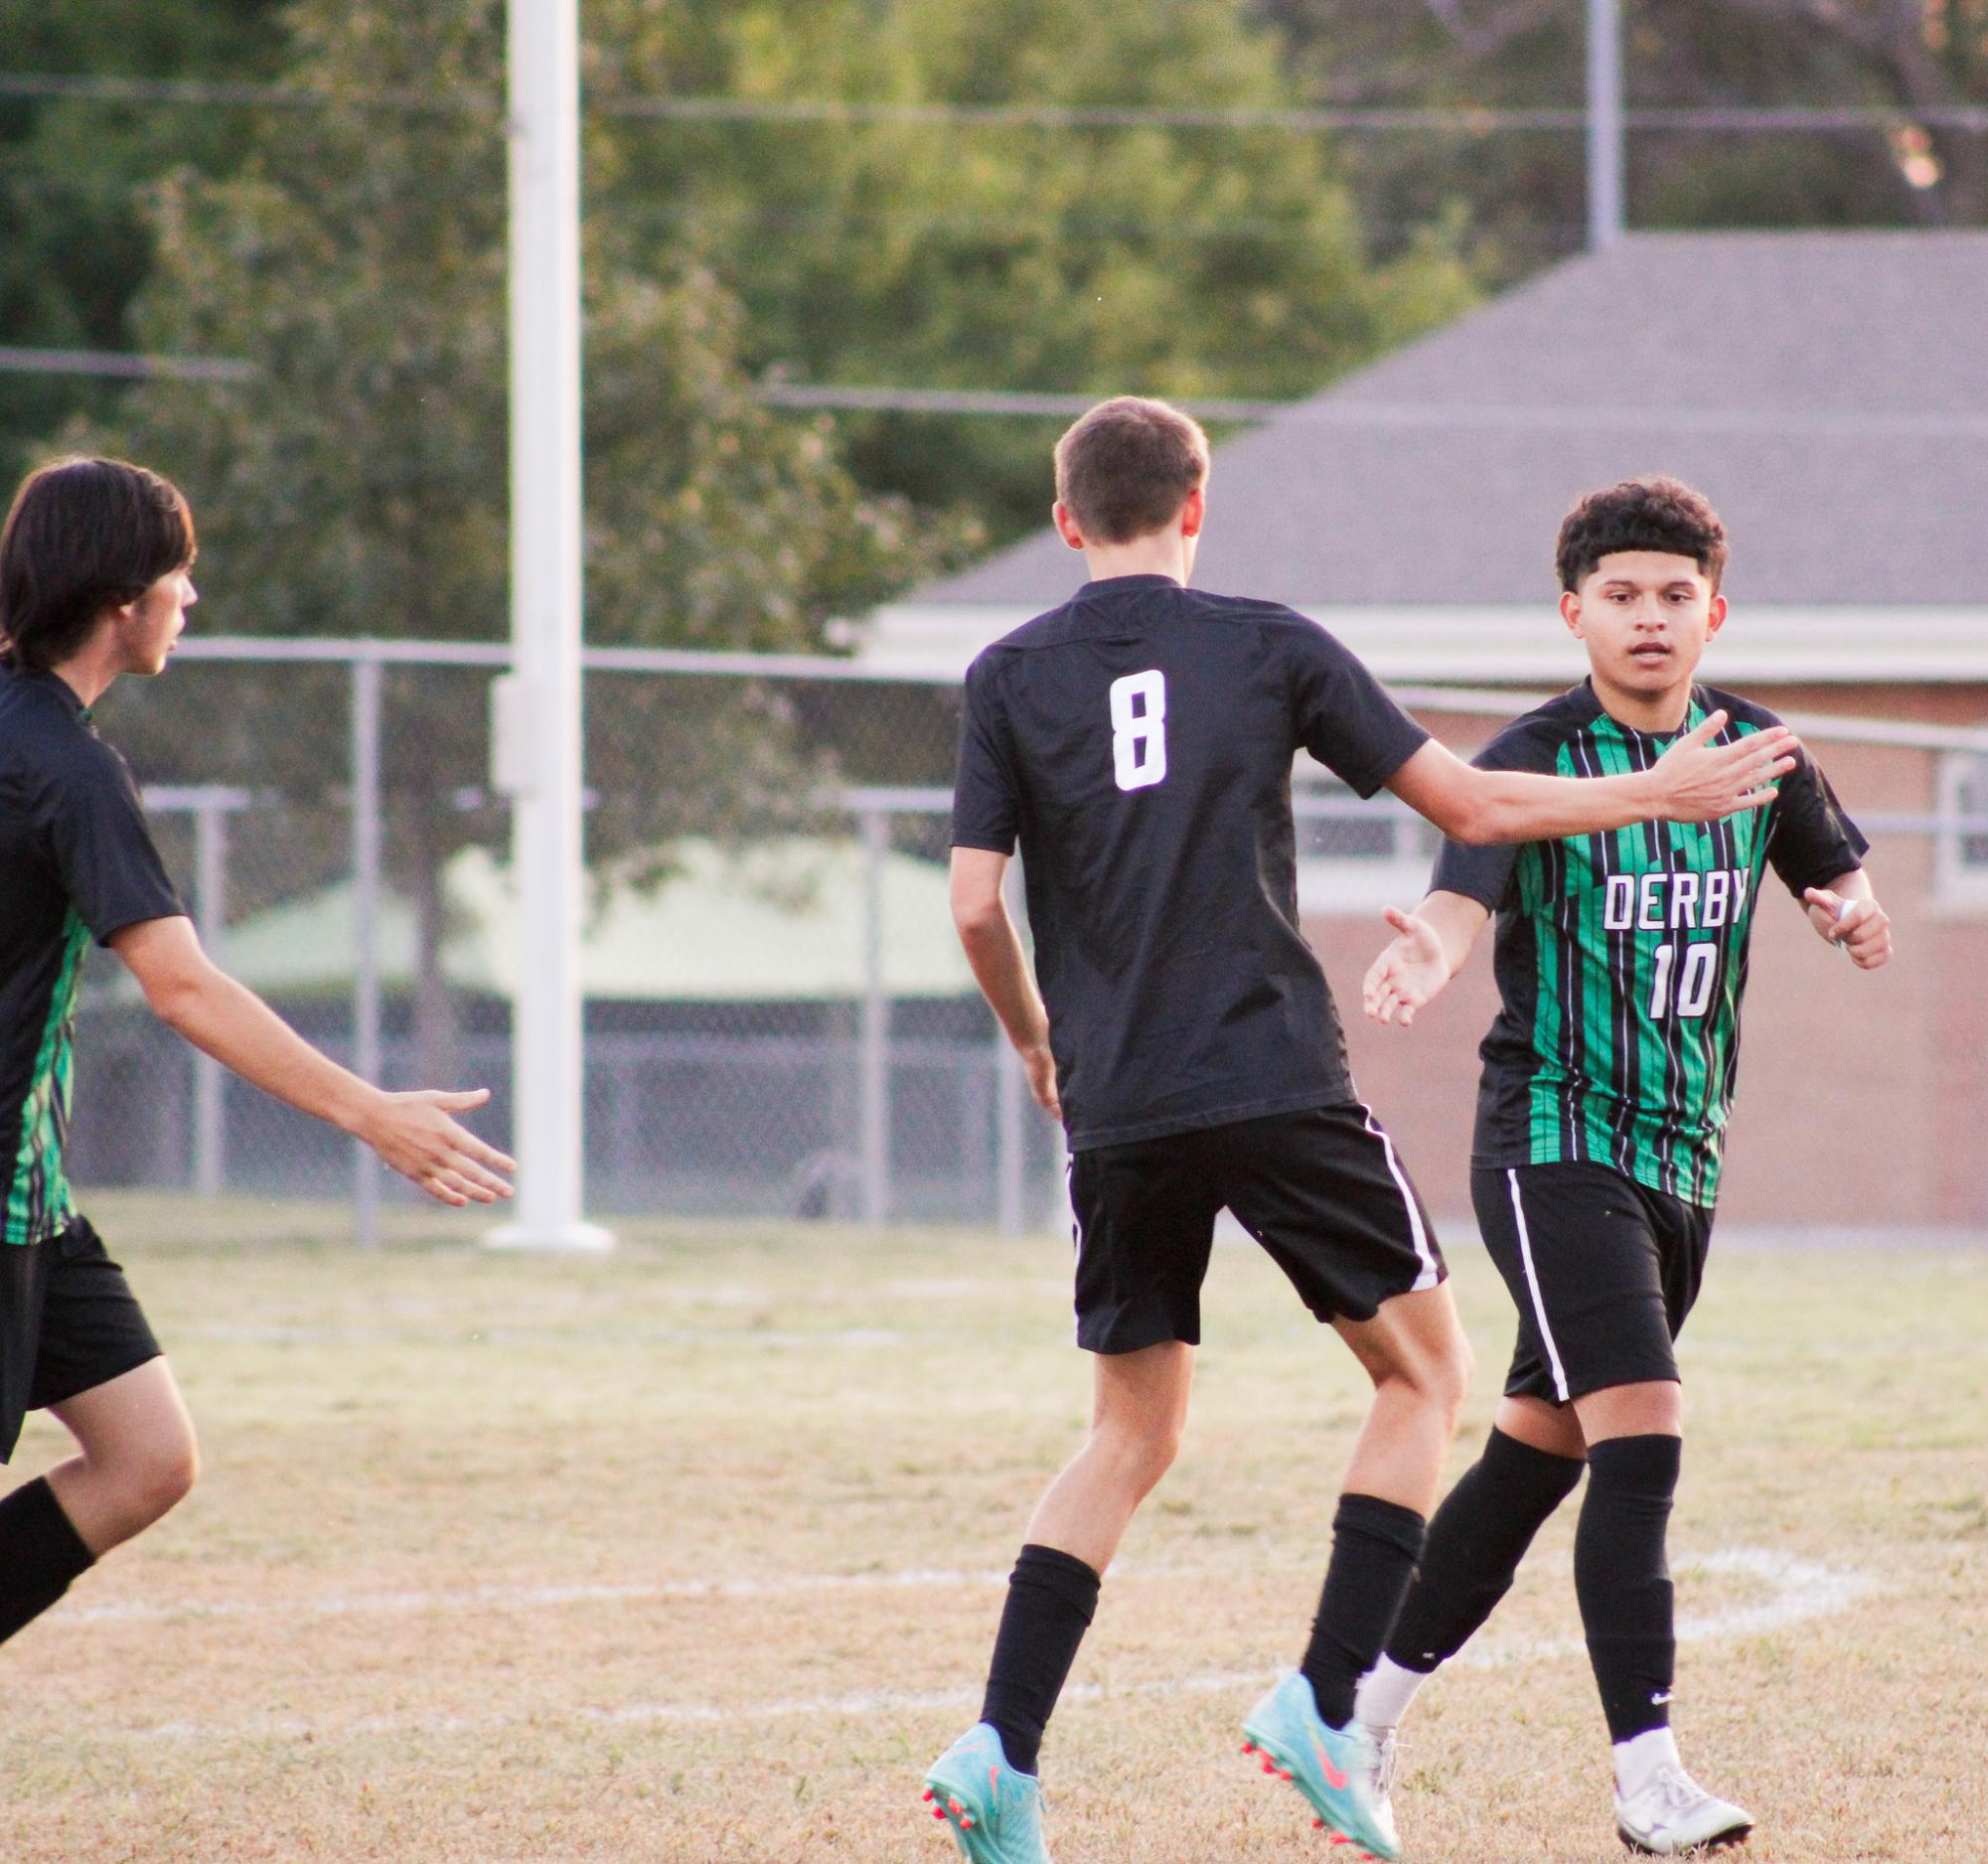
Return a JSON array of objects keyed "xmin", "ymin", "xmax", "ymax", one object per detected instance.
[{"xmin": 1613, "ymin": 1761, "xmax": 1753, "ymax": 1855}]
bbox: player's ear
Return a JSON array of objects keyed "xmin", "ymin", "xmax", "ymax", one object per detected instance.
[
  {"xmin": 1178, "ymin": 486, "xmax": 1205, "ymax": 541},
  {"xmin": 1559, "ymin": 588, "xmax": 1585, "ymax": 638},
  {"xmin": 1704, "ymin": 590, "xmax": 1729, "ymax": 638},
  {"xmin": 1052, "ymin": 501, "xmax": 1086, "ymax": 551}
]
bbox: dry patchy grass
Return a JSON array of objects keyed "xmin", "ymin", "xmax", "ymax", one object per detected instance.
[{"xmin": 1, "ymin": 1194, "xmax": 1982, "ymax": 1863}]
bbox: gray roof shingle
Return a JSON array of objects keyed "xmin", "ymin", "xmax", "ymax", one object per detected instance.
[{"xmin": 913, "ymin": 232, "xmax": 1988, "ymax": 610}]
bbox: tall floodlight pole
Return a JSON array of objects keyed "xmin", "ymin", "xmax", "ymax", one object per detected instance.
[
  {"xmin": 487, "ymin": 0, "xmax": 612, "ymax": 1252},
  {"xmin": 1588, "ymin": 0, "xmax": 1625, "ymax": 249}
]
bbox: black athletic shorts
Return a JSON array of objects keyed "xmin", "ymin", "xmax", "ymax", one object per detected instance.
[
  {"xmin": 1471, "ymin": 1162, "xmax": 1712, "ymax": 1406},
  {"xmin": 0, "ymin": 1215, "xmax": 162, "ymax": 1463},
  {"xmin": 1069, "ymin": 1103, "xmax": 1445, "ymax": 1354}
]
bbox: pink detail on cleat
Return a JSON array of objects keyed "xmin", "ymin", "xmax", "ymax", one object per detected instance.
[
  {"xmin": 922, "ymin": 1789, "xmax": 935, "ymax": 1802},
  {"xmin": 1242, "ymin": 1741, "xmax": 1256, "ymax": 1754},
  {"xmin": 948, "ymin": 1800, "xmax": 964, "ymax": 1816},
  {"xmin": 960, "ymin": 1817, "xmax": 976, "ymax": 1829},
  {"xmin": 932, "ymin": 1807, "xmax": 947, "ymax": 1820}
]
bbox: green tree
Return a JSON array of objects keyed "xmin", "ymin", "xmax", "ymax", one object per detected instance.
[
  {"xmin": 80, "ymin": 0, "xmax": 936, "ymax": 1075},
  {"xmin": 590, "ymin": 0, "xmax": 1477, "ymax": 543},
  {"xmin": 0, "ymin": 0, "xmax": 287, "ymax": 484},
  {"xmin": 1257, "ymin": 0, "xmax": 1988, "ymax": 282}
]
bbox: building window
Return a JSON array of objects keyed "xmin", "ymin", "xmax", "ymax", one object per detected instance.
[
  {"xmin": 1935, "ymin": 752, "xmax": 1988, "ymax": 909},
  {"xmin": 1294, "ymin": 775, "xmax": 1441, "ymax": 915}
]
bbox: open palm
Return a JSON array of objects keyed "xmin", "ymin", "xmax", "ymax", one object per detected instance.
[{"xmin": 1362, "ymin": 907, "xmax": 1452, "ymax": 1026}]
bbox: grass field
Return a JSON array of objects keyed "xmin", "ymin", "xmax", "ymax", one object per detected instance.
[{"xmin": 2, "ymin": 1194, "xmax": 1982, "ymax": 1863}]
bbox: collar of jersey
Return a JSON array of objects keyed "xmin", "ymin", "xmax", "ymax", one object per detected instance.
[
  {"xmin": 1075, "ymin": 573, "xmax": 1184, "ymax": 597},
  {"xmin": 1574, "ymin": 675, "xmax": 1708, "ymax": 746},
  {"xmin": 10, "ymin": 667, "xmax": 92, "ymax": 724}
]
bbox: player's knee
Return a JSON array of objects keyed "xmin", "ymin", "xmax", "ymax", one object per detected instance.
[
  {"xmin": 1392, "ymin": 1335, "xmax": 1471, "ymax": 1429},
  {"xmin": 128, "ymin": 1427, "xmax": 200, "ymax": 1525},
  {"xmin": 1093, "ymin": 1414, "xmax": 1181, "ymax": 1495}
]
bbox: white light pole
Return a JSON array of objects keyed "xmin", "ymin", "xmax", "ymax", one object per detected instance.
[
  {"xmin": 1588, "ymin": 0, "xmax": 1626, "ymax": 249},
  {"xmin": 487, "ymin": 0, "xmax": 611, "ymax": 1252}
]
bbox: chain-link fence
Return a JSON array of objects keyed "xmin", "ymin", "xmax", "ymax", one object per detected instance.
[{"xmin": 66, "ymin": 641, "xmax": 1988, "ymax": 1237}]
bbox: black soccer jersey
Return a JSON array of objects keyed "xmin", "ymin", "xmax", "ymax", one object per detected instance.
[
  {"xmin": 951, "ymin": 574, "xmax": 1430, "ymax": 1152},
  {"xmin": 1433, "ymin": 682, "xmax": 1868, "ymax": 1207},
  {"xmin": 0, "ymin": 669, "xmax": 186, "ymax": 1246}
]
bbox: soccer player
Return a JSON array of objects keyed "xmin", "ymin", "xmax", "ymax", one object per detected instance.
[
  {"xmin": 921, "ymin": 403, "xmax": 1798, "ymax": 1864},
  {"xmin": 1353, "ymin": 476, "xmax": 1889, "ymax": 1856},
  {"xmin": 0, "ymin": 457, "xmax": 516, "ymax": 1654}
]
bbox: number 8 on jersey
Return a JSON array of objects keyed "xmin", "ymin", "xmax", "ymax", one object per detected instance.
[{"xmin": 1110, "ymin": 669, "xmax": 1167, "ymax": 792}]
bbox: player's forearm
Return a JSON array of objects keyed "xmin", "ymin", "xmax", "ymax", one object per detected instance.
[
  {"xmin": 1461, "ymin": 768, "xmax": 1665, "ymax": 846},
  {"xmin": 956, "ymin": 914, "xmax": 1051, "ymax": 1054},
  {"xmin": 149, "ymin": 964, "xmax": 382, "ymax": 1136}
]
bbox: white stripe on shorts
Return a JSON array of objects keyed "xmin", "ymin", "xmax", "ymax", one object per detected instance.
[
  {"xmin": 1360, "ymin": 1104, "xmax": 1441, "ymax": 1292},
  {"xmin": 1507, "ymin": 1167, "xmax": 1571, "ymax": 1402}
]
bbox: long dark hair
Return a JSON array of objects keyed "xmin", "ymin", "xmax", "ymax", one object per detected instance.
[{"xmin": 0, "ymin": 457, "xmax": 196, "ymax": 673}]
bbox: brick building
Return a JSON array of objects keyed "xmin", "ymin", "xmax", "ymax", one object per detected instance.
[{"xmin": 871, "ymin": 232, "xmax": 1988, "ymax": 1230}]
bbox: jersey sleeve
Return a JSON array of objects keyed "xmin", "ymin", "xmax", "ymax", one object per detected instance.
[
  {"xmin": 1287, "ymin": 620, "xmax": 1430, "ymax": 798},
  {"xmin": 950, "ymin": 655, "xmax": 1021, "ymax": 854},
  {"xmin": 1429, "ymin": 716, "xmax": 1563, "ymax": 910},
  {"xmin": 1764, "ymin": 748, "xmax": 1871, "ymax": 897},
  {"xmin": 44, "ymin": 749, "xmax": 187, "ymax": 945}
]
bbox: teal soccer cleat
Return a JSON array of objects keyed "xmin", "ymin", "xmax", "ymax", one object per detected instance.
[
  {"xmin": 1242, "ymin": 1672, "xmax": 1401, "ymax": 1862},
  {"xmin": 922, "ymin": 1723, "xmax": 1053, "ymax": 1864}
]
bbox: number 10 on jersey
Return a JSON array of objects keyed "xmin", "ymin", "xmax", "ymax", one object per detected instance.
[{"xmin": 1110, "ymin": 670, "xmax": 1167, "ymax": 792}]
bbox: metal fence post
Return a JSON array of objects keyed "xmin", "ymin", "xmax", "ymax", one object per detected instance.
[
  {"xmin": 192, "ymin": 795, "xmax": 229, "ymax": 1196},
  {"xmin": 858, "ymin": 805, "xmax": 890, "ymax": 1225},
  {"xmin": 351, "ymin": 651, "xmax": 383, "ymax": 1249}
]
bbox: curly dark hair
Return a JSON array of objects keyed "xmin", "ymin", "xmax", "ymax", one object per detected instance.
[{"xmin": 1555, "ymin": 476, "xmax": 1728, "ymax": 593}]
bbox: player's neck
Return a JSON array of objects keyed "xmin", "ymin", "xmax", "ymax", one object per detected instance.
[
  {"xmin": 1079, "ymin": 533, "xmax": 1191, "ymax": 586},
  {"xmin": 49, "ymin": 637, "xmax": 124, "ymax": 710},
  {"xmin": 1590, "ymin": 672, "xmax": 1693, "ymax": 737}
]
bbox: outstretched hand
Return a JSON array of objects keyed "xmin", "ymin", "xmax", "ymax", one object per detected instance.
[
  {"xmin": 358, "ymin": 1087, "xmax": 517, "ymax": 1206},
  {"xmin": 1802, "ymin": 887, "xmax": 1894, "ymax": 970},
  {"xmin": 1651, "ymin": 711, "xmax": 1799, "ymax": 823},
  {"xmin": 1362, "ymin": 905, "xmax": 1451, "ymax": 1027}
]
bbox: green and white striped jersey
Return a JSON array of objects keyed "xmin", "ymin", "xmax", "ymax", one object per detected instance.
[
  {"xmin": 1, "ymin": 668, "xmax": 186, "ymax": 1246},
  {"xmin": 1433, "ymin": 682, "xmax": 1868, "ymax": 1208}
]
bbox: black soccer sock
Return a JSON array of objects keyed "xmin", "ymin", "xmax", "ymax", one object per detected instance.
[
  {"xmin": 1385, "ymin": 1427, "xmax": 1586, "ymax": 1672},
  {"xmin": 1576, "ymin": 1433, "xmax": 1681, "ymax": 1743},
  {"xmin": 0, "ymin": 1477, "xmax": 95, "ymax": 1646},
  {"xmin": 1300, "ymin": 1493, "xmax": 1427, "ymax": 1728},
  {"xmin": 980, "ymin": 1543, "xmax": 1102, "ymax": 1776}
]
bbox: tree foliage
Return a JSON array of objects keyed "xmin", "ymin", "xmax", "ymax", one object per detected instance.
[
  {"xmin": 74, "ymin": 0, "xmax": 942, "ymax": 1067},
  {"xmin": 0, "ymin": 0, "xmax": 286, "ymax": 484},
  {"xmin": 591, "ymin": 0, "xmax": 1476, "ymax": 542},
  {"xmin": 1257, "ymin": 0, "xmax": 1988, "ymax": 280}
]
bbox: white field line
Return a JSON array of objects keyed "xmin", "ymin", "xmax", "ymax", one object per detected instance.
[
  {"xmin": 180, "ymin": 1322, "xmax": 905, "ymax": 1348},
  {"xmin": 64, "ymin": 1545, "xmax": 1874, "ymax": 1747},
  {"xmin": 1451, "ymin": 1546, "xmax": 1880, "ymax": 1669},
  {"xmin": 68, "ymin": 1543, "xmax": 1871, "ymax": 1634},
  {"xmin": 66, "ymin": 1564, "xmax": 1015, "ymax": 1625}
]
